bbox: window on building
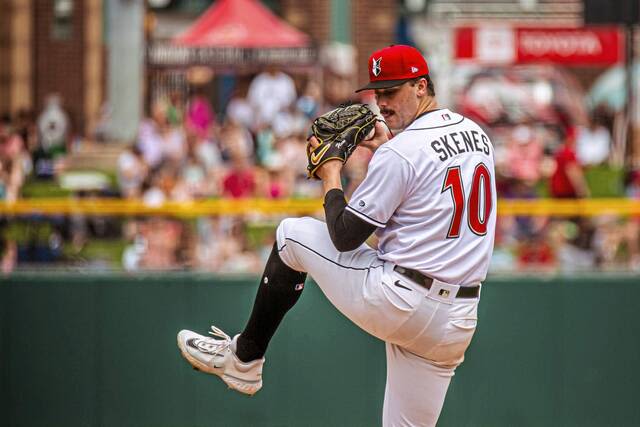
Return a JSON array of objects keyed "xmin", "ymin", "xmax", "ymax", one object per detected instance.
[{"xmin": 52, "ymin": 0, "xmax": 74, "ymax": 40}]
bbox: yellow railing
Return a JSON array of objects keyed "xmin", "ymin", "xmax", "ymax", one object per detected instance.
[{"xmin": 0, "ymin": 198, "xmax": 639, "ymax": 217}]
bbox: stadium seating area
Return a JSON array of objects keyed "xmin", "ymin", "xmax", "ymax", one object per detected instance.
[{"xmin": 1, "ymin": 66, "xmax": 639, "ymax": 273}]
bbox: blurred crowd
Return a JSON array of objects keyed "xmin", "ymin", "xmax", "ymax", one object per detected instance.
[
  {"xmin": 1, "ymin": 65, "xmax": 640, "ymax": 273},
  {"xmin": 456, "ymin": 66, "xmax": 640, "ymax": 272},
  {"xmin": 125, "ymin": 72, "xmax": 314, "ymax": 204},
  {"xmin": 0, "ymin": 94, "xmax": 69, "ymax": 202},
  {"xmin": 490, "ymin": 120, "xmax": 640, "ymax": 273},
  {"xmin": 115, "ymin": 67, "xmax": 377, "ymax": 273},
  {"xmin": 0, "ymin": 67, "xmax": 374, "ymax": 273}
]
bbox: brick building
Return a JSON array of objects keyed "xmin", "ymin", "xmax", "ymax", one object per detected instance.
[
  {"xmin": 0, "ymin": 0, "xmax": 104, "ymax": 135},
  {"xmin": 0, "ymin": 0, "xmax": 396, "ymax": 136},
  {"xmin": 281, "ymin": 0, "xmax": 397, "ymax": 86}
]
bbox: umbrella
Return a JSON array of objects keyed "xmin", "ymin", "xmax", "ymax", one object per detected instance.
[{"xmin": 587, "ymin": 63, "xmax": 640, "ymax": 111}]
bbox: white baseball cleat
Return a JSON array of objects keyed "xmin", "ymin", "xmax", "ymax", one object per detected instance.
[{"xmin": 177, "ymin": 326, "xmax": 264, "ymax": 396}]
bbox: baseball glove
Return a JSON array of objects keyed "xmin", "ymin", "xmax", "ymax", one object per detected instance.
[{"xmin": 306, "ymin": 103, "xmax": 377, "ymax": 180}]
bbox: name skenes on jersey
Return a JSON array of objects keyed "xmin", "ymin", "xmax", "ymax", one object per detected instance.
[{"xmin": 346, "ymin": 109, "xmax": 497, "ymax": 286}]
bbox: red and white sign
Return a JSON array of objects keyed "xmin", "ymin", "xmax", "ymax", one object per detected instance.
[{"xmin": 455, "ymin": 26, "xmax": 624, "ymax": 66}]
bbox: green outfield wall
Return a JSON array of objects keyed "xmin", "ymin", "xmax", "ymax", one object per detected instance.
[{"xmin": 1, "ymin": 273, "xmax": 639, "ymax": 427}]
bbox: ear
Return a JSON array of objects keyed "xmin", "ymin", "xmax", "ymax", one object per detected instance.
[{"xmin": 415, "ymin": 78, "xmax": 428, "ymax": 97}]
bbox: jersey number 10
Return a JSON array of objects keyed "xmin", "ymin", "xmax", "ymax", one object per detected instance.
[{"xmin": 441, "ymin": 163, "xmax": 493, "ymax": 238}]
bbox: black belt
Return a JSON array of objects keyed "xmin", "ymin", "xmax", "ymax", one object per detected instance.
[{"xmin": 393, "ymin": 266, "xmax": 480, "ymax": 299}]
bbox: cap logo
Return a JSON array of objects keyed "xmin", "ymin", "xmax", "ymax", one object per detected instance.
[
  {"xmin": 372, "ymin": 57, "xmax": 382, "ymax": 77},
  {"xmin": 411, "ymin": 66, "xmax": 418, "ymax": 73}
]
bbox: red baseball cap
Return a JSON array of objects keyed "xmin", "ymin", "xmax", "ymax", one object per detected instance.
[{"xmin": 356, "ymin": 45, "xmax": 429, "ymax": 92}]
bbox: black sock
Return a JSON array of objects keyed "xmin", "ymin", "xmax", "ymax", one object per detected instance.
[{"xmin": 236, "ymin": 242, "xmax": 307, "ymax": 363}]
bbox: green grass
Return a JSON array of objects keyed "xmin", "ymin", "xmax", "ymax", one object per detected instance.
[
  {"xmin": 62, "ymin": 238, "xmax": 127, "ymax": 269},
  {"xmin": 21, "ymin": 179, "xmax": 72, "ymax": 198}
]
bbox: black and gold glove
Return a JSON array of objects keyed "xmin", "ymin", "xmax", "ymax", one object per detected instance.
[{"xmin": 306, "ymin": 103, "xmax": 377, "ymax": 180}]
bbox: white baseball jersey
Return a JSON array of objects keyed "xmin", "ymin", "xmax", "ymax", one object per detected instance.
[
  {"xmin": 345, "ymin": 109, "xmax": 497, "ymax": 286},
  {"xmin": 183, "ymin": 105, "xmax": 494, "ymax": 427}
]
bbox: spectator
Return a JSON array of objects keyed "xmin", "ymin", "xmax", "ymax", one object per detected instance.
[
  {"xmin": 516, "ymin": 233, "xmax": 555, "ymax": 271},
  {"xmin": 296, "ymin": 80, "xmax": 322, "ymax": 119},
  {"xmin": 255, "ymin": 126, "xmax": 275, "ymax": 166},
  {"xmin": 274, "ymin": 132, "xmax": 319, "ymax": 198},
  {"xmin": 189, "ymin": 131, "xmax": 222, "ymax": 174},
  {"xmin": 221, "ymin": 127, "xmax": 255, "ymax": 199},
  {"xmin": 193, "ymin": 216, "xmax": 260, "ymax": 273},
  {"xmin": 34, "ymin": 94, "xmax": 69, "ymax": 179},
  {"xmin": 117, "ymin": 145, "xmax": 148, "ymax": 199},
  {"xmin": 138, "ymin": 217, "xmax": 183, "ymax": 271},
  {"xmin": 185, "ymin": 88, "xmax": 215, "ymax": 139},
  {"xmin": 194, "ymin": 216, "xmax": 223, "ymax": 271},
  {"xmin": 226, "ymin": 94, "xmax": 253, "ymax": 129},
  {"xmin": 496, "ymin": 126, "xmax": 547, "ymax": 249},
  {"xmin": 554, "ymin": 218, "xmax": 597, "ymax": 272},
  {"xmin": 37, "ymin": 94, "xmax": 69, "ymax": 151},
  {"xmin": 247, "ymin": 66, "xmax": 297, "ymax": 129},
  {"xmin": 549, "ymin": 128, "xmax": 590, "ymax": 198},
  {"xmin": 219, "ymin": 120, "xmax": 254, "ymax": 164},
  {"xmin": 137, "ymin": 100, "xmax": 186, "ymax": 169},
  {"xmin": 256, "ymin": 158, "xmax": 289, "ymax": 199},
  {"xmin": 576, "ymin": 114, "xmax": 611, "ymax": 167},
  {"xmin": 167, "ymin": 91, "xmax": 185, "ymax": 127},
  {"xmin": 503, "ymin": 125, "xmax": 544, "ymax": 184},
  {"xmin": 222, "ymin": 152, "xmax": 255, "ymax": 199},
  {"xmin": 272, "ymin": 106, "xmax": 308, "ymax": 141},
  {"xmin": 0, "ymin": 127, "xmax": 28, "ymax": 202},
  {"xmin": 592, "ymin": 215, "xmax": 625, "ymax": 269},
  {"xmin": 141, "ymin": 163, "xmax": 178, "ymax": 207},
  {"xmin": 173, "ymin": 149, "xmax": 210, "ymax": 201},
  {"xmin": 216, "ymin": 217, "xmax": 261, "ymax": 273},
  {"xmin": 122, "ymin": 220, "xmax": 147, "ymax": 272}
]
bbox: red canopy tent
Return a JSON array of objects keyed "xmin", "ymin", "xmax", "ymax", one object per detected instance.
[
  {"xmin": 148, "ymin": 0, "xmax": 316, "ymax": 68},
  {"xmin": 174, "ymin": 0, "xmax": 310, "ymax": 48},
  {"xmin": 146, "ymin": 0, "xmax": 318, "ymax": 121}
]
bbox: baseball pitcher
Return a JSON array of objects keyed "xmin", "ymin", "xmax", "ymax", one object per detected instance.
[{"xmin": 177, "ymin": 44, "xmax": 497, "ymax": 427}]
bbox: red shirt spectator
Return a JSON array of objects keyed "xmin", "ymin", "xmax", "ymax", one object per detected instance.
[
  {"xmin": 549, "ymin": 131, "xmax": 589, "ymax": 198},
  {"xmin": 222, "ymin": 169, "xmax": 255, "ymax": 198},
  {"xmin": 550, "ymin": 145, "xmax": 578, "ymax": 197},
  {"xmin": 518, "ymin": 240, "xmax": 554, "ymax": 267}
]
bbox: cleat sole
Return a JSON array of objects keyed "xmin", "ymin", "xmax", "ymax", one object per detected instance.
[{"xmin": 176, "ymin": 334, "xmax": 261, "ymax": 396}]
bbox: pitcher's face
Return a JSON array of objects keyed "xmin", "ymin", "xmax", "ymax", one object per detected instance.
[{"xmin": 374, "ymin": 79, "xmax": 424, "ymax": 131}]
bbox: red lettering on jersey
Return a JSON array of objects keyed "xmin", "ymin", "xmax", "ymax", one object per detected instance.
[
  {"xmin": 468, "ymin": 163, "xmax": 492, "ymax": 236},
  {"xmin": 441, "ymin": 166, "xmax": 465, "ymax": 238},
  {"xmin": 441, "ymin": 163, "xmax": 493, "ymax": 239}
]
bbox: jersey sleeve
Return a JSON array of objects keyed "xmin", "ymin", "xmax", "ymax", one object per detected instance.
[{"xmin": 346, "ymin": 147, "xmax": 415, "ymax": 228}]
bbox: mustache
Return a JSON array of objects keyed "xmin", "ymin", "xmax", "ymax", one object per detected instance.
[{"xmin": 380, "ymin": 108, "xmax": 395, "ymax": 115}]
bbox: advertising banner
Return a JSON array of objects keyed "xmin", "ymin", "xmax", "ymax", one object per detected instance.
[{"xmin": 455, "ymin": 26, "xmax": 624, "ymax": 66}]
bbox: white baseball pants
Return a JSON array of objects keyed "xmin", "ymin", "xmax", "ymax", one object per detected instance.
[{"xmin": 276, "ymin": 217, "xmax": 480, "ymax": 427}]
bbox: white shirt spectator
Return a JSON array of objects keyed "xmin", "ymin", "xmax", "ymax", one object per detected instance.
[
  {"xmin": 137, "ymin": 120, "xmax": 164, "ymax": 168},
  {"xmin": 226, "ymin": 97, "xmax": 254, "ymax": 128},
  {"xmin": 195, "ymin": 140, "xmax": 222, "ymax": 172},
  {"xmin": 37, "ymin": 95, "xmax": 69, "ymax": 150},
  {"xmin": 162, "ymin": 128, "xmax": 186, "ymax": 164},
  {"xmin": 117, "ymin": 148, "xmax": 147, "ymax": 198},
  {"xmin": 247, "ymin": 71, "xmax": 297, "ymax": 128},
  {"xmin": 576, "ymin": 125, "xmax": 611, "ymax": 166},
  {"xmin": 137, "ymin": 120, "xmax": 185, "ymax": 168}
]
